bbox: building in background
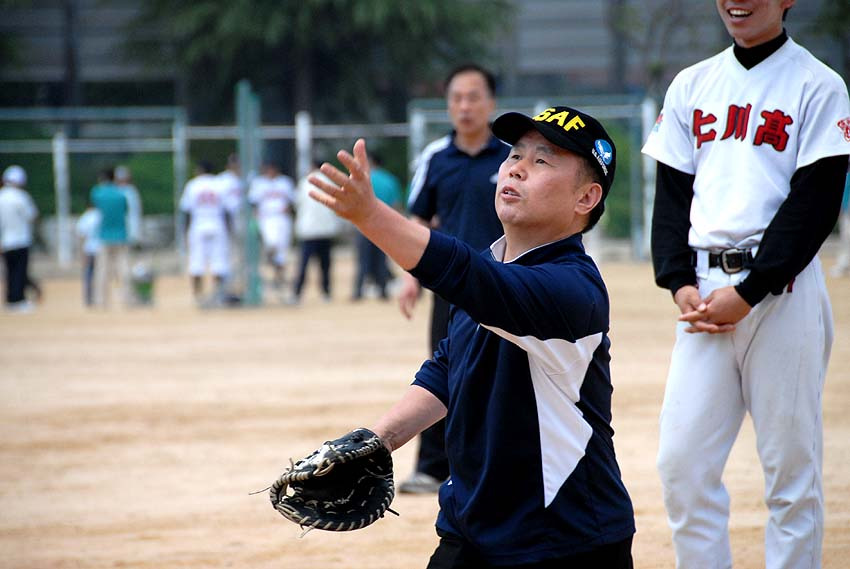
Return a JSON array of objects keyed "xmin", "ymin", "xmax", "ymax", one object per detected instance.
[{"xmin": 0, "ymin": 0, "xmax": 844, "ymax": 111}]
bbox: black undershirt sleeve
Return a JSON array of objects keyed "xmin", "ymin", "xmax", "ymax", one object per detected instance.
[
  {"xmin": 735, "ymin": 154, "xmax": 849, "ymax": 306},
  {"xmin": 651, "ymin": 162, "xmax": 697, "ymax": 294}
]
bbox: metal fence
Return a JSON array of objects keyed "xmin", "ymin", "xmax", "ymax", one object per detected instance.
[{"xmin": 0, "ymin": 92, "xmax": 658, "ymax": 268}]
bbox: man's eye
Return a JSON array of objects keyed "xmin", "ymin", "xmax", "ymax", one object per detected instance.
[
  {"xmin": 510, "ymin": 154, "xmax": 521, "ymax": 160},
  {"xmin": 536, "ymin": 158, "xmax": 548, "ymax": 165}
]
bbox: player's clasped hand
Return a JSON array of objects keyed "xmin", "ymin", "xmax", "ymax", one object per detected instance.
[
  {"xmin": 308, "ymin": 138, "xmax": 378, "ymax": 225},
  {"xmin": 676, "ymin": 285, "xmax": 751, "ymax": 334}
]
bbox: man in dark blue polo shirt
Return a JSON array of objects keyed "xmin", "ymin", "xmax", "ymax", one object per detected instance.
[
  {"xmin": 398, "ymin": 63, "xmax": 510, "ymax": 494},
  {"xmin": 308, "ymin": 105, "xmax": 635, "ymax": 567}
]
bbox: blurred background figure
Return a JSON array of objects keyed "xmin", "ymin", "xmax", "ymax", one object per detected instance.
[
  {"xmin": 114, "ymin": 165, "xmax": 143, "ymax": 248},
  {"xmin": 291, "ymin": 159, "xmax": 344, "ymax": 305},
  {"xmin": 352, "ymin": 153, "xmax": 402, "ymax": 301},
  {"xmin": 249, "ymin": 160, "xmax": 295, "ymax": 294},
  {"xmin": 179, "ymin": 160, "xmax": 235, "ymax": 305},
  {"xmin": 832, "ymin": 170, "xmax": 850, "ymax": 277},
  {"xmin": 396, "ymin": 63, "xmax": 509, "ymax": 494},
  {"xmin": 0, "ymin": 165, "xmax": 40, "ymax": 312},
  {"xmin": 75, "ymin": 196, "xmax": 102, "ymax": 307},
  {"xmin": 90, "ymin": 167, "xmax": 130, "ymax": 308},
  {"xmin": 218, "ymin": 153, "xmax": 245, "ymax": 293}
]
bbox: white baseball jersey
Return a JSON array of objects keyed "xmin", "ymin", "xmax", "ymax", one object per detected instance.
[
  {"xmin": 248, "ymin": 174, "xmax": 294, "ymax": 218},
  {"xmin": 180, "ymin": 173, "xmax": 234, "ymax": 276},
  {"xmin": 642, "ymin": 38, "xmax": 850, "ymax": 251},
  {"xmin": 217, "ymin": 170, "xmax": 244, "ymax": 210},
  {"xmin": 180, "ymin": 174, "xmax": 232, "ymax": 235}
]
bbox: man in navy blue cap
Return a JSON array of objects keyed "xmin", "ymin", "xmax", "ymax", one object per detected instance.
[{"xmin": 309, "ymin": 106, "xmax": 634, "ymax": 568}]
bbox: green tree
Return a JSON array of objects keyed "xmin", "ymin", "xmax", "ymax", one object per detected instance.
[{"xmin": 129, "ymin": 0, "xmax": 512, "ymax": 124}]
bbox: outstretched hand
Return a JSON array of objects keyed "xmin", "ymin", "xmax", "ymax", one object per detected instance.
[
  {"xmin": 307, "ymin": 138, "xmax": 432, "ymax": 272},
  {"xmin": 309, "ymin": 139, "xmax": 378, "ymax": 225}
]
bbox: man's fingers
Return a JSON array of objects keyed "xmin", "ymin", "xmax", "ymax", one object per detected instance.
[
  {"xmin": 308, "ymin": 174, "xmax": 341, "ymax": 196},
  {"xmin": 335, "ymin": 139, "xmax": 370, "ymax": 181},
  {"xmin": 399, "ymin": 301, "xmax": 413, "ymax": 320},
  {"xmin": 308, "ymin": 188, "xmax": 338, "ymax": 209},
  {"xmin": 678, "ymin": 309, "xmax": 704, "ymax": 323},
  {"xmin": 353, "ymin": 139, "xmax": 370, "ymax": 177},
  {"xmin": 337, "ymin": 149, "xmax": 364, "ymax": 181},
  {"xmin": 684, "ymin": 319, "xmax": 737, "ymax": 334},
  {"xmin": 319, "ymin": 163, "xmax": 348, "ymax": 188}
]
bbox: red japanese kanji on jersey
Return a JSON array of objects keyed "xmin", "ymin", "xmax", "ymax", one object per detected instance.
[
  {"xmin": 722, "ymin": 104, "xmax": 751, "ymax": 141},
  {"xmin": 693, "ymin": 110, "xmax": 717, "ymax": 149},
  {"xmin": 754, "ymin": 109, "xmax": 793, "ymax": 151},
  {"xmin": 693, "ymin": 105, "xmax": 793, "ymax": 151}
]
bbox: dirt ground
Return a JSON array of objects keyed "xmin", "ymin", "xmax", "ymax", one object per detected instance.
[{"xmin": 1, "ymin": 246, "xmax": 848, "ymax": 569}]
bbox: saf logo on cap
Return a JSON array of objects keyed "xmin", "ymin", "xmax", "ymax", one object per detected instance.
[{"xmin": 533, "ymin": 108, "xmax": 587, "ymax": 132}]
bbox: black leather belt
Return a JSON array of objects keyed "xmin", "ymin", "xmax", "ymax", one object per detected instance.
[{"xmin": 692, "ymin": 248, "xmax": 754, "ymax": 274}]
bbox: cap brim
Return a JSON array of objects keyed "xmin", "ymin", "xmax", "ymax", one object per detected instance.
[{"xmin": 492, "ymin": 112, "xmax": 586, "ymax": 159}]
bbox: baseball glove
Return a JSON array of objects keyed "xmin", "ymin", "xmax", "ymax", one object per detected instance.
[{"xmin": 269, "ymin": 428, "xmax": 397, "ymax": 533}]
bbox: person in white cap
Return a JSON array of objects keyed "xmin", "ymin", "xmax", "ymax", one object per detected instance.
[{"xmin": 0, "ymin": 165, "xmax": 40, "ymax": 311}]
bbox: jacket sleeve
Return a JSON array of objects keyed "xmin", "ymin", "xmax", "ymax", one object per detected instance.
[
  {"xmin": 651, "ymin": 162, "xmax": 696, "ymax": 295},
  {"xmin": 409, "ymin": 231, "xmax": 606, "ymax": 341},
  {"xmin": 736, "ymin": 154, "xmax": 849, "ymax": 306},
  {"xmin": 411, "ymin": 336, "xmax": 450, "ymax": 407}
]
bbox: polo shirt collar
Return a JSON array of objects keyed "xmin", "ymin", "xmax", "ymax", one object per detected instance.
[{"xmin": 489, "ymin": 233, "xmax": 585, "ymax": 264}]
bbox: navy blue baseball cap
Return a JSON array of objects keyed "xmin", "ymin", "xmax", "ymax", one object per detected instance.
[{"xmin": 492, "ymin": 106, "xmax": 616, "ymax": 194}]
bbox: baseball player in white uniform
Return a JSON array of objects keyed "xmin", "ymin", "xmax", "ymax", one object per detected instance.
[
  {"xmin": 642, "ymin": 2, "xmax": 850, "ymax": 568},
  {"xmin": 248, "ymin": 160, "xmax": 295, "ymax": 290},
  {"xmin": 248, "ymin": 161, "xmax": 295, "ymax": 289},
  {"xmin": 180, "ymin": 160, "xmax": 237, "ymax": 302}
]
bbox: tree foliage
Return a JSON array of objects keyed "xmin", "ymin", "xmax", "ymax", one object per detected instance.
[{"xmin": 129, "ymin": 0, "xmax": 512, "ymax": 123}]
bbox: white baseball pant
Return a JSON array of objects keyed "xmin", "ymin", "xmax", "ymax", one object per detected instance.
[
  {"xmin": 657, "ymin": 256, "xmax": 832, "ymax": 569},
  {"xmin": 259, "ymin": 214, "xmax": 292, "ymax": 266},
  {"xmin": 187, "ymin": 229, "xmax": 230, "ymax": 277}
]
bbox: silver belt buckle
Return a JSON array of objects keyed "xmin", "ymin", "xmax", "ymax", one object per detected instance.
[{"xmin": 720, "ymin": 248, "xmax": 744, "ymax": 274}]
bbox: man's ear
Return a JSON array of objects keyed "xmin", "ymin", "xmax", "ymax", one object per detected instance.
[{"xmin": 575, "ymin": 182, "xmax": 603, "ymax": 216}]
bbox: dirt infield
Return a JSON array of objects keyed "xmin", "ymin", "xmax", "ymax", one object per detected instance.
[{"xmin": 1, "ymin": 248, "xmax": 848, "ymax": 569}]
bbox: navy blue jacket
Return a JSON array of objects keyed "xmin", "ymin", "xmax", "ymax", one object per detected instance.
[
  {"xmin": 410, "ymin": 230, "xmax": 635, "ymax": 565},
  {"xmin": 407, "ymin": 133, "xmax": 509, "ymax": 252}
]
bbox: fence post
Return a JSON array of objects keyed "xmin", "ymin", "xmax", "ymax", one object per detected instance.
[
  {"xmin": 51, "ymin": 130, "xmax": 72, "ymax": 268},
  {"xmin": 236, "ymin": 80, "xmax": 263, "ymax": 306},
  {"xmin": 408, "ymin": 108, "xmax": 426, "ymax": 175},
  {"xmin": 172, "ymin": 109, "xmax": 189, "ymax": 257},
  {"xmin": 295, "ymin": 111, "xmax": 312, "ymax": 182}
]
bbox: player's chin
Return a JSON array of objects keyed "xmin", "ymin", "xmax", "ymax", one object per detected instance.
[{"xmin": 495, "ymin": 205, "xmax": 522, "ymax": 226}]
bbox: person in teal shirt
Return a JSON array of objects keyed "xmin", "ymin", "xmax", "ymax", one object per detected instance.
[
  {"xmin": 352, "ymin": 154, "xmax": 402, "ymax": 300},
  {"xmin": 90, "ymin": 168, "xmax": 129, "ymax": 307}
]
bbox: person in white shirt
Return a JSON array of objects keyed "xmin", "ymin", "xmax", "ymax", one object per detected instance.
[
  {"xmin": 291, "ymin": 161, "xmax": 345, "ymax": 304},
  {"xmin": 248, "ymin": 160, "xmax": 295, "ymax": 291},
  {"xmin": 217, "ymin": 154, "xmax": 245, "ymax": 289},
  {"xmin": 75, "ymin": 198, "xmax": 102, "ymax": 307},
  {"xmin": 0, "ymin": 165, "xmax": 41, "ymax": 311},
  {"xmin": 114, "ymin": 165, "xmax": 143, "ymax": 247},
  {"xmin": 179, "ymin": 160, "xmax": 237, "ymax": 303}
]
